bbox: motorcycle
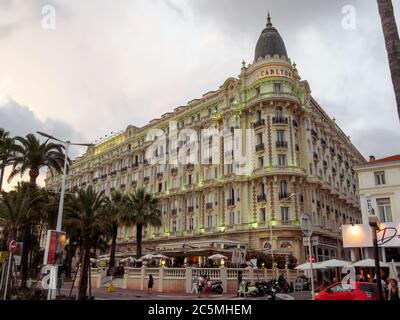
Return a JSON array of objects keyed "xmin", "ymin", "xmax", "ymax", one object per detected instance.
[
  {"xmin": 278, "ymin": 275, "xmax": 294, "ymax": 293},
  {"xmin": 257, "ymin": 281, "xmax": 277, "ymax": 300}
]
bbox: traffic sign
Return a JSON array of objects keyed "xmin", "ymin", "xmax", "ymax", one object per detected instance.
[
  {"xmin": 8, "ymin": 240, "xmax": 17, "ymax": 253},
  {"xmin": 300, "ymin": 213, "xmax": 313, "ymax": 237}
]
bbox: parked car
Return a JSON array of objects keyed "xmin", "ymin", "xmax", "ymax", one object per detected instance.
[{"xmin": 315, "ymin": 282, "xmax": 379, "ymax": 300}]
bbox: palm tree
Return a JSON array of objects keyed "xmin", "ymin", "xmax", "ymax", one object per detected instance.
[
  {"xmin": 64, "ymin": 186, "xmax": 107, "ymax": 300},
  {"xmin": 125, "ymin": 188, "xmax": 162, "ymax": 259},
  {"xmin": 0, "ymin": 128, "xmax": 16, "ymax": 192},
  {"xmin": 0, "ymin": 183, "xmax": 45, "ymax": 252},
  {"xmin": 377, "ymin": 0, "xmax": 400, "ymax": 121},
  {"xmin": 104, "ymin": 190, "xmax": 127, "ymax": 270},
  {"xmin": 8, "ymin": 133, "xmax": 66, "ymax": 186}
]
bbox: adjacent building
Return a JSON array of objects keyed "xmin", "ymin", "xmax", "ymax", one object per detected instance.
[
  {"xmin": 355, "ymin": 154, "xmax": 400, "ymax": 262},
  {"xmin": 45, "ymin": 15, "xmax": 366, "ymax": 263}
]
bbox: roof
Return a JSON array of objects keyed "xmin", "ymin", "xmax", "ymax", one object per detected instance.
[
  {"xmin": 254, "ymin": 13, "xmax": 288, "ymax": 61},
  {"xmin": 369, "ymin": 154, "xmax": 400, "ymax": 164}
]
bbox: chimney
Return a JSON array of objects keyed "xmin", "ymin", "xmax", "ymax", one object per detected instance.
[{"xmin": 369, "ymin": 155, "xmax": 376, "ymax": 162}]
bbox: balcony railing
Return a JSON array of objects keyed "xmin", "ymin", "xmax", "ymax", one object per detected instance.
[
  {"xmin": 256, "ymin": 143, "xmax": 265, "ymax": 152},
  {"xmin": 144, "ymin": 176, "xmax": 150, "ymax": 183},
  {"xmin": 111, "ymin": 170, "xmax": 117, "ymax": 176},
  {"xmin": 272, "ymin": 117, "xmax": 288, "ymax": 124},
  {"xmin": 101, "ymin": 174, "xmax": 107, "ymax": 180},
  {"xmin": 157, "ymin": 172, "xmax": 164, "ymax": 179},
  {"xmin": 186, "ymin": 163, "xmax": 194, "ymax": 171},
  {"xmin": 253, "ymin": 119, "xmax": 265, "ymax": 128},
  {"xmin": 171, "ymin": 168, "xmax": 178, "ymax": 175},
  {"xmin": 257, "ymin": 194, "xmax": 267, "ymax": 202},
  {"xmin": 121, "ymin": 167, "xmax": 128, "ymax": 173},
  {"xmin": 227, "ymin": 199, "xmax": 235, "ymax": 207},
  {"xmin": 279, "ymin": 193, "xmax": 291, "ymax": 200},
  {"xmin": 276, "ymin": 141, "xmax": 288, "ymax": 149}
]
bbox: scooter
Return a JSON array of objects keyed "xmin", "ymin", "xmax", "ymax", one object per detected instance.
[
  {"xmin": 238, "ymin": 281, "xmax": 260, "ymax": 297},
  {"xmin": 257, "ymin": 281, "xmax": 277, "ymax": 300},
  {"xmin": 211, "ymin": 281, "xmax": 224, "ymax": 294}
]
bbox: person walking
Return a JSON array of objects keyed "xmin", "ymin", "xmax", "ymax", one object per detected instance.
[
  {"xmin": 191, "ymin": 274, "xmax": 199, "ymax": 294},
  {"xmin": 148, "ymin": 274, "xmax": 154, "ymax": 294},
  {"xmin": 198, "ymin": 274, "xmax": 204, "ymax": 298},
  {"xmin": 387, "ymin": 279, "xmax": 400, "ymax": 301}
]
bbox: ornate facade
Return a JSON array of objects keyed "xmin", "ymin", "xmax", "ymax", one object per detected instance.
[{"xmin": 45, "ymin": 16, "xmax": 366, "ymax": 263}]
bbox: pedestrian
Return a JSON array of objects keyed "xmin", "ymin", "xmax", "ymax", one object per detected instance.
[
  {"xmin": 206, "ymin": 276, "xmax": 212, "ymax": 296},
  {"xmin": 57, "ymin": 267, "xmax": 65, "ymax": 297},
  {"xmin": 148, "ymin": 274, "xmax": 154, "ymax": 294},
  {"xmin": 191, "ymin": 274, "xmax": 199, "ymax": 294},
  {"xmin": 198, "ymin": 274, "xmax": 204, "ymax": 298},
  {"xmin": 387, "ymin": 279, "xmax": 399, "ymax": 301}
]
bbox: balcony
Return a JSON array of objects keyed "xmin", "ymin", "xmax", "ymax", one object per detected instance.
[
  {"xmin": 272, "ymin": 117, "xmax": 288, "ymax": 125},
  {"xmin": 186, "ymin": 163, "xmax": 194, "ymax": 171},
  {"xmin": 257, "ymin": 194, "xmax": 267, "ymax": 202},
  {"xmin": 157, "ymin": 172, "xmax": 164, "ymax": 179},
  {"xmin": 332, "ymin": 167, "xmax": 337, "ymax": 175},
  {"xmin": 171, "ymin": 208, "xmax": 178, "ymax": 215},
  {"xmin": 311, "ymin": 129, "xmax": 318, "ymax": 140},
  {"xmin": 337, "ymin": 155, "xmax": 343, "ymax": 163},
  {"xmin": 93, "ymin": 178, "xmax": 99, "ymax": 184},
  {"xmin": 313, "ymin": 153, "xmax": 319, "ymax": 162},
  {"xmin": 295, "ymin": 144, "xmax": 300, "ymax": 152},
  {"xmin": 171, "ymin": 167, "xmax": 178, "ymax": 175},
  {"xmin": 121, "ymin": 167, "xmax": 128, "ymax": 173},
  {"xmin": 120, "ymin": 183, "xmax": 126, "ymax": 189},
  {"xmin": 253, "ymin": 119, "xmax": 265, "ymax": 129},
  {"xmin": 110, "ymin": 170, "xmax": 117, "ymax": 177},
  {"xmin": 144, "ymin": 176, "xmax": 150, "ymax": 184},
  {"xmin": 330, "ymin": 147, "xmax": 336, "ymax": 156},
  {"xmin": 317, "ymin": 201, "xmax": 321, "ymax": 208},
  {"xmin": 227, "ymin": 199, "xmax": 235, "ymax": 207},
  {"xmin": 131, "ymin": 180, "xmax": 137, "ymax": 187},
  {"xmin": 321, "ymin": 139, "xmax": 327, "ymax": 148},
  {"xmin": 323, "ymin": 161, "xmax": 328, "ymax": 169},
  {"xmin": 132, "ymin": 162, "xmax": 139, "ymax": 169},
  {"xmin": 276, "ymin": 141, "xmax": 288, "ymax": 149},
  {"xmin": 293, "ymin": 120, "xmax": 298, "ymax": 127},
  {"xmin": 256, "ymin": 143, "xmax": 265, "ymax": 152},
  {"xmin": 279, "ymin": 193, "xmax": 291, "ymax": 200},
  {"xmin": 188, "ymin": 206, "xmax": 194, "ymax": 213},
  {"xmin": 101, "ymin": 174, "xmax": 108, "ymax": 180},
  {"xmin": 206, "ymin": 203, "xmax": 213, "ymax": 210}
]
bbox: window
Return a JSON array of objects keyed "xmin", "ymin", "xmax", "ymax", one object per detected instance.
[
  {"xmin": 377, "ymin": 198, "xmax": 392, "ymax": 222},
  {"xmin": 207, "ymin": 215, "xmax": 213, "ymax": 228},
  {"xmin": 258, "ymin": 157, "xmax": 264, "ymax": 169},
  {"xmin": 158, "ymin": 183, "xmax": 162, "ymax": 193},
  {"xmin": 278, "ymin": 154, "xmax": 287, "ymax": 167},
  {"xmin": 256, "ymin": 110, "xmax": 262, "ymax": 122},
  {"xmin": 273, "ymin": 83, "xmax": 282, "ymax": 93},
  {"xmin": 279, "ymin": 180, "xmax": 288, "ymax": 196},
  {"xmin": 189, "ymin": 218, "xmax": 194, "ymax": 230},
  {"xmin": 255, "ymin": 87, "xmax": 261, "ymax": 97},
  {"xmin": 229, "ymin": 212, "xmax": 235, "ymax": 225},
  {"xmin": 257, "ymin": 133, "xmax": 263, "ymax": 145},
  {"xmin": 277, "ymin": 130, "xmax": 285, "ymax": 143},
  {"xmin": 259, "ymin": 208, "xmax": 266, "ymax": 222},
  {"xmin": 374, "ymin": 171, "xmax": 386, "ymax": 185},
  {"xmin": 281, "ymin": 207, "xmax": 289, "ymax": 222},
  {"xmin": 172, "ymin": 220, "xmax": 177, "ymax": 232}
]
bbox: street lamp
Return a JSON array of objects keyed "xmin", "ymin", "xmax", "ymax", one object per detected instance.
[
  {"xmin": 37, "ymin": 131, "xmax": 93, "ymax": 300},
  {"xmin": 368, "ymin": 209, "xmax": 384, "ymax": 301}
]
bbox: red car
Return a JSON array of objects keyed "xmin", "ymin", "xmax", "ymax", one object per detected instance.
[{"xmin": 315, "ymin": 282, "xmax": 379, "ymax": 300}]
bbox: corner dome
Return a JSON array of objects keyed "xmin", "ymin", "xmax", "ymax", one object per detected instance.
[{"xmin": 254, "ymin": 14, "xmax": 288, "ymax": 62}]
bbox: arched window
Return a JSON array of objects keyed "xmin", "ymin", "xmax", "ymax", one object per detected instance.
[{"xmin": 256, "ymin": 110, "xmax": 262, "ymax": 122}]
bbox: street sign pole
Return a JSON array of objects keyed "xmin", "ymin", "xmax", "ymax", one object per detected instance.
[
  {"xmin": 300, "ymin": 213, "xmax": 315, "ymax": 300},
  {"xmin": 308, "ymin": 237, "xmax": 315, "ymax": 300},
  {"xmin": 3, "ymin": 253, "xmax": 12, "ymax": 300}
]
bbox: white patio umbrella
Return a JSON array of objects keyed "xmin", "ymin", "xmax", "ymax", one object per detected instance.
[
  {"xmin": 319, "ymin": 259, "xmax": 351, "ymax": 268},
  {"xmin": 120, "ymin": 257, "xmax": 136, "ymax": 263},
  {"xmin": 295, "ymin": 262, "xmax": 326, "ymax": 270},
  {"xmin": 90, "ymin": 258, "xmax": 97, "ymax": 263},
  {"xmin": 96, "ymin": 257, "xmax": 109, "ymax": 262},
  {"xmin": 351, "ymin": 259, "xmax": 388, "ymax": 268},
  {"xmin": 140, "ymin": 254, "xmax": 157, "ymax": 260},
  {"xmin": 208, "ymin": 254, "xmax": 228, "ymax": 260},
  {"xmin": 153, "ymin": 254, "xmax": 169, "ymax": 260}
]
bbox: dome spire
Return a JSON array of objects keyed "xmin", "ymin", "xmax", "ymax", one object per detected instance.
[{"xmin": 267, "ymin": 11, "xmax": 272, "ymax": 27}]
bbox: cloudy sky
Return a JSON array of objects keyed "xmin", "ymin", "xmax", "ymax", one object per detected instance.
[{"xmin": 0, "ymin": 0, "xmax": 399, "ymax": 190}]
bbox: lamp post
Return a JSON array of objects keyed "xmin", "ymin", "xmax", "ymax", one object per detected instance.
[
  {"xmin": 37, "ymin": 132, "xmax": 93, "ymax": 300},
  {"xmin": 368, "ymin": 209, "xmax": 384, "ymax": 301}
]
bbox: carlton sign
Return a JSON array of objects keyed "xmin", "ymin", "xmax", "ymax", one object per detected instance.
[
  {"xmin": 259, "ymin": 65, "xmax": 294, "ymax": 80},
  {"xmin": 342, "ymin": 222, "xmax": 400, "ymax": 248}
]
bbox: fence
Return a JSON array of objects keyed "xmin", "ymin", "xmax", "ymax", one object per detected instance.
[{"xmin": 90, "ymin": 266, "xmax": 304, "ymax": 294}]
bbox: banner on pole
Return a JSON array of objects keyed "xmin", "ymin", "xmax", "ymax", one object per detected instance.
[{"xmin": 43, "ymin": 230, "xmax": 67, "ymax": 266}]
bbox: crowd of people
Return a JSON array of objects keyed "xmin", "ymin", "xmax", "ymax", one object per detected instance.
[{"xmin": 190, "ymin": 273, "xmax": 214, "ymax": 297}]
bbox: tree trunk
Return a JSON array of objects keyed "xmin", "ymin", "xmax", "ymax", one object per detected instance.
[
  {"xmin": 20, "ymin": 226, "xmax": 31, "ymax": 288},
  {"xmin": 109, "ymin": 222, "xmax": 118, "ymax": 270},
  {"xmin": 0, "ymin": 161, "xmax": 5, "ymax": 192},
  {"xmin": 29, "ymin": 168, "xmax": 39, "ymax": 186},
  {"xmin": 136, "ymin": 223, "xmax": 143, "ymax": 259},
  {"xmin": 378, "ymin": 0, "xmax": 400, "ymax": 121},
  {"xmin": 78, "ymin": 238, "xmax": 91, "ymax": 300}
]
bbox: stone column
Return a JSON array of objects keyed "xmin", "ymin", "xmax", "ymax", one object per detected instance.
[
  {"xmin": 158, "ymin": 267, "xmax": 164, "ymax": 292},
  {"xmin": 220, "ymin": 266, "xmax": 227, "ymax": 294},
  {"xmin": 140, "ymin": 265, "xmax": 146, "ymax": 290},
  {"xmin": 185, "ymin": 266, "xmax": 192, "ymax": 294}
]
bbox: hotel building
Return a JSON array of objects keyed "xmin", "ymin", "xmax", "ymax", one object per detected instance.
[{"xmin": 45, "ymin": 15, "xmax": 366, "ymax": 263}]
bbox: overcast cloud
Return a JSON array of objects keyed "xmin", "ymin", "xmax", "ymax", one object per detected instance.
[{"xmin": 0, "ymin": 0, "xmax": 399, "ymax": 190}]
